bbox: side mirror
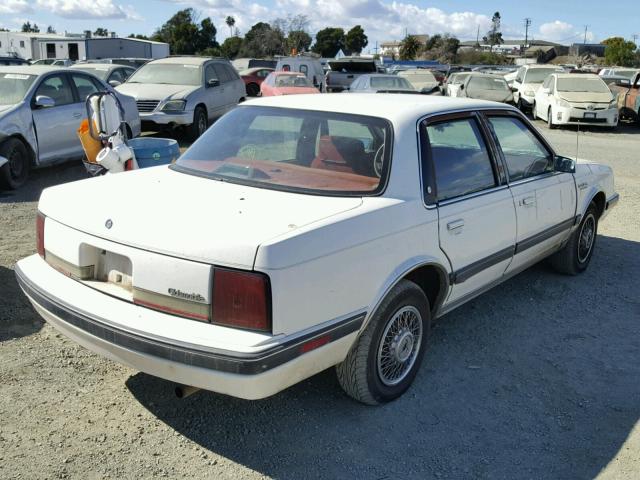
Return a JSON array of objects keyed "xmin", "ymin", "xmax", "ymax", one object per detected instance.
[
  {"xmin": 555, "ymin": 155, "xmax": 576, "ymax": 174},
  {"xmin": 207, "ymin": 78, "xmax": 220, "ymax": 88},
  {"xmin": 108, "ymin": 80, "xmax": 122, "ymax": 87},
  {"xmin": 34, "ymin": 95, "xmax": 55, "ymax": 108},
  {"xmin": 510, "ymin": 86, "xmax": 518, "ymax": 92},
  {"xmin": 459, "ymin": 84, "xmax": 464, "ymax": 91}
]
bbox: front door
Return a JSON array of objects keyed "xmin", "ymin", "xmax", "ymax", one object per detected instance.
[
  {"xmin": 423, "ymin": 114, "xmax": 517, "ymax": 307},
  {"xmin": 31, "ymin": 73, "xmax": 82, "ymax": 164},
  {"xmin": 485, "ymin": 113, "xmax": 576, "ymax": 273}
]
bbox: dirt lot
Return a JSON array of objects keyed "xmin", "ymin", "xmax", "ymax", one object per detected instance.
[{"xmin": 1, "ymin": 120, "xmax": 639, "ymax": 479}]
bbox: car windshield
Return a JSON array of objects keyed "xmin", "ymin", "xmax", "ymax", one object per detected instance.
[
  {"xmin": 127, "ymin": 64, "xmax": 201, "ymax": 85},
  {"xmin": 174, "ymin": 106, "xmax": 392, "ymax": 195},
  {"xmin": 556, "ymin": 77, "xmax": 610, "ymax": 93},
  {"xmin": 0, "ymin": 73, "xmax": 37, "ymax": 105},
  {"xmin": 614, "ymin": 70, "xmax": 638, "ymax": 79},
  {"xmin": 524, "ymin": 68, "xmax": 560, "ymax": 83},
  {"xmin": 401, "ymin": 72, "xmax": 436, "ymax": 82},
  {"xmin": 452, "ymin": 73, "xmax": 471, "ymax": 84},
  {"xmin": 73, "ymin": 66, "xmax": 109, "ymax": 80},
  {"xmin": 467, "ymin": 76, "xmax": 509, "ymax": 91},
  {"xmin": 275, "ymin": 75, "xmax": 312, "ymax": 87},
  {"xmin": 370, "ymin": 77, "xmax": 413, "ymax": 89}
]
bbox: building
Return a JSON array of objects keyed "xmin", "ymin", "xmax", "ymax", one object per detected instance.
[
  {"xmin": 379, "ymin": 35, "xmax": 429, "ymax": 57},
  {"xmin": 0, "ymin": 31, "xmax": 168, "ymax": 61},
  {"xmin": 570, "ymin": 43, "xmax": 606, "ymax": 57},
  {"xmin": 458, "ymin": 39, "xmax": 567, "ymax": 56}
]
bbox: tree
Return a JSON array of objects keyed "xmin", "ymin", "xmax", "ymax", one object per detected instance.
[
  {"xmin": 46, "ymin": 26, "xmax": 56, "ymax": 34},
  {"xmin": 345, "ymin": 25, "xmax": 368, "ymax": 55},
  {"xmin": 225, "ymin": 16, "xmax": 236, "ymax": 37},
  {"xmin": 94, "ymin": 28, "xmax": 109, "ymax": 37},
  {"xmin": 423, "ymin": 34, "xmax": 459, "ymax": 63},
  {"xmin": 221, "ymin": 36, "xmax": 242, "ymax": 59},
  {"xmin": 21, "ymin": 22, "xmax": 40, "ymax": 33},
  {"xmin": 287, "ymin": 30, "xmax": 312, "ymax": 54},
  {"xmin": 128, "ymin": 34, "xmax": 150, "ymax": 40},
  {"xmin": 152, "ymin": 9, "xmax": 218, "ymax": 55},
  {"xmin": 312, "ymin": 27, "xmax": 345, "ymax": 57},
  {"xmin": 239, "ymin": 22, "xmax": 285, "ymax": 58},
  {"xmin": 399, "ymin": 35, "xmax": 421, "ymax": 60},
  {"xmin": 602, "ymin": 37, "xmax": 637, "ymax": 67},
  {"xmin": 483, "ymin": 12, "xmax": 503, "ymax": 50}
]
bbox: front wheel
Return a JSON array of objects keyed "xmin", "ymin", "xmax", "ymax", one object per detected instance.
[
  {"xmin": 549, "ymin": 204, "xmax": 598, "ymax": 275},
  {"xmin": 548, "ymin": 107, "xmax": 557, "ymax": 129},
  {"xmin": 532, "ymin": 102, "xmax": 538, "ymax": 120},
  {"xmin": 188, "ymin": 106, "xmax": 207, "ymax": 141},
  {"xmin": 0, "ymin": 138, "xmax": 29, "ymax": 190},
  {"xmin": 336, "ymin": 280, "xmax": 430, "ymax": 405}
]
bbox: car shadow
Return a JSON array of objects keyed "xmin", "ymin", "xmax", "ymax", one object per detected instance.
[
  {"xmin": 0, "ymin": 162, "xmax": 86, "ymax": 204},
  {"xmin": 126, "ymin": 235, "xmax": 640, "ymax": 479},
  {"xmin": 0, "ymin": 266, "xmax": 43, "ymax": 341}
]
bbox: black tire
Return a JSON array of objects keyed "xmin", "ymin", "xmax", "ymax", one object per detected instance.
[
  {"xmin": 532, "ymin": 102, "xmax": 538, "ymax": 120},
  {"xmin": 549, "ymin": 204, "xmax": 598, "ymax": 275},
  {"xmin": 336, "ymin": 280, "xmax": 430, "ymax": 405},
  {"xmin": 246, "ymin": 83, "xmax": 260, "ymax": 97},
  {"xmin": 517, "ymin": 98, "xmax": 525, "ymax": 112},
  {"xmin": 189, "ymin": 106, "xmax": 207, "ymax": 142},
  {"xmin": 0, "ymin": 138, "xmax": 29, "ymax": 191},
  {"xmin": 548, "ymin": 107, "xmax": 556, "ymax": 129}
]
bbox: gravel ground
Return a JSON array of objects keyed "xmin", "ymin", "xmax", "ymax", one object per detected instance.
[{"xmin": 1, "ymin": 120, "xmax": 639, "ymax": 479}]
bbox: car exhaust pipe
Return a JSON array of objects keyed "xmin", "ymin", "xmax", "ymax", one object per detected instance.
[{"xmin": 175, "ymin": 384, "xmax": 200, "ymax": 399}]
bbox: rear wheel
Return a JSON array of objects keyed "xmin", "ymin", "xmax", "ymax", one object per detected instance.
[
  {"xmin": 336, "ymin": 280, "xmax": 430, "ymax": 405},
  {"xmin": 0, "ymin": 138, "xmax": 29, "ymax": 190},
  {"xmin": 549, "ymin": 204, "xmax": 598, "ymax": 275},
  {"xmin": 189, "ymin": 106, "xmax": 207, "ymax": 142}
]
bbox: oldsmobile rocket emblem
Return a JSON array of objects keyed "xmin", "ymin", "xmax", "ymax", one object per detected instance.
[{"xmin": 105, "ymin": 219, "xmax": 113, "ymax": 229}]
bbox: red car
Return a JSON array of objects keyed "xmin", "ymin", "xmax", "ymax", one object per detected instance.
[
  {"xmin": 260, "ymin": 72, "xmax": 320, "ymax": 97},
  {"xmin": 240, "ymin": 67, "xmax": 274, "ymax": 96}
]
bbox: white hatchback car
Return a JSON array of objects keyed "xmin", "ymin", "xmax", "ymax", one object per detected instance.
[
  {"xmin": 533, "ymin": 73, "xmax": 618, "ymax": 128},
  {"xmin": 16, "ymin": 95, "xmax": 618, "ymax": 405}
]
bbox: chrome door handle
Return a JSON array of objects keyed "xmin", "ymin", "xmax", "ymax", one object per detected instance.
[
  {"xmin": 447, "ymin": 219, "xmax": 465, "ymax": 231},
  {"xmin": 521, "ymin": 196, "xmax": 536, "ymax": 206}
]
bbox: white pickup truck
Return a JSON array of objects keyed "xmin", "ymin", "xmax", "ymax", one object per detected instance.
[{"xmin": 16, "ymin": 95, "xmax": 618, "ymax": 405}]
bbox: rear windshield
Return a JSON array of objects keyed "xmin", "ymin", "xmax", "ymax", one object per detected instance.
[
  {"xmin": 524, "ymin": 68, "xmax": 560, "ymax": 83},
  {"xmin": 329, "ymin": 61, "xmax": 376, "ymax": 73},
  {"xmin": 127, "ymin": 64, "xmax": 201, "ymax": 86},
  {"xmin": 467, "ymin": 76, "xmax": 509, "ymax": 91},
  {"xmin": 370, "ymin": 77, "xmax": 413, "ymax": 89},
  {"xmin": 275, "ymin": 75, "xmax": 312, "ymax": 87},
  {"xmin": 174, "ymin": 106, "xmax": 392, "ymax": 195},
  {"xmin": 556, "ymin": 77, "xmax": 610, "ymax": 93}
]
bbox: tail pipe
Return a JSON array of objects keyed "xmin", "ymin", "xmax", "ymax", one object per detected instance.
[{"xmin": 175, "ymin": 384, "xmax": 200, "ymax": 399}]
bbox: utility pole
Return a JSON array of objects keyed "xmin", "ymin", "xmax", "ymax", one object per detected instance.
[
  {"xmin": 583, "ymin": 25, "xmax": 589, "ymax": 44},
  {"xmin": 633, "ymin": 34, "xmax": 639, "ymax": 46},
  {"xmin": 476, "ymin": 24, "xmax": 480, "ymax": 46},
  {"xmin": 524, "ymin": 18, "xmax": 531, "ymax": 57}
]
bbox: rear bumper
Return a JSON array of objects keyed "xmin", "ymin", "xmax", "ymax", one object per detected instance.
[{"xmin": 15, "ymin": 256, "xmax": 364, "ymax": 399}]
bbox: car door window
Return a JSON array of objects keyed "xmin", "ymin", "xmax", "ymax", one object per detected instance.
[
  {"xmin": 205, "ymin": 64, "xmax": 218, "ymax": 85},
  {"xmin": 34, "ymin": 74, "xmax": 74, "ymax": 106},
  {"xmin": 108, "ymin": 69, "xmax": 124, "ymax": 84},
  {"xmin": 426, "ymin": 117, "xmax": 497, "ymax": 201},
  {"xmin": 487, "ymin": 116, "xmax": 553, "ymax": 182},
  {"xmin": 71, "ymin": 74, "xmax": 101, "ymax": 101},
  {"xmin": 257, "ymin": 69, "xmax": 270, "ymax": 78},
  {"xmin": 224, "ymin": 65, "xmax": 239, "ymax": 81},
  {"xmin": 214, "ymin": 64, "xmax": 231, "ymax": 84},
  {"xmin": 299, "ymin": 64, "xmax": 308, "ymax": 76}
]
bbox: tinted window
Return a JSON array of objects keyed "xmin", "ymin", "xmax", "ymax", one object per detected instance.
[
  {"xmin": 35, "ymin": 74, "xmax": 74, "ymax": 106},
  {"xmin": 487, "ymin": 116, "xmax": 553, "ymax": 181},
  {"xmin": 108, "ymin": 69, "xmax": 125, "ymax": 84},
  {"xmin": 205, "ymin": 64, "xmax": 218, "ymax": 84},
  {"xmin": 427, "ymin": 118, "xmax": 496, "ymax": 201},
  {"xmin": 214, "ymin": 64, "xmax": 232, "ymax": 83},
  {"xmin": 71, "ymin": 74, "xmax": 100, "ymax": 101},
  {"xmin": 299, "ymin": 64, "xmax": 308, "ymax": 75},
  {"xmin": 224, "ymin": 64, "xmax": 239, "ymax": 81}
]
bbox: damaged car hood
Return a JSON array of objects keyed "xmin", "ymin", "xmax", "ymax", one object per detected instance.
[{"xmin": 115, "ymin": 83, "xmax": 199, "ymax": 101}]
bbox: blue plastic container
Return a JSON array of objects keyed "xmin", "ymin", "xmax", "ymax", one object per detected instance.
[{"xmin": 128, "ymin": 137, "xmax": 180, "ymax": 168}]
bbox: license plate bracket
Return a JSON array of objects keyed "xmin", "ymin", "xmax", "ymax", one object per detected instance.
[{"xmin": 584, "ymin": 112, "xmax": 596, "ymax": 119}]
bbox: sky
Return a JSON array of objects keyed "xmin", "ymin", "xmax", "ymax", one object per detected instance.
[{"xmin": 1, "ymin": 0, "xmax": 639, "ymax": 52}]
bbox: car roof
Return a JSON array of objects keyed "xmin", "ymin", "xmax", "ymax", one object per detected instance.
[
  {"xmin": 245, "ymin": 94, "xmax": 513, "ymax": 123},
  {"xmin": 148, "ymin": 57, "xmax": 212, "ymax": 65},
  {"xmin": 0, "ymin": 65, "xmax": 69, "ymax": 75},
  {"xmin": 523, "ymin": 65, "xmax": 563, "ymax": 69},
  {"xmin": 398, "ymin": 69, "xmax": 435, "ymax": 75},
  {"xmin": 554, "ymin": 73, "xmax": 601, "ymax": 79},
  {"xmin": 273, "ymin": 71, "xmax": 306, "ymax": 76},
  {"xmin": 71, "ymin": 63, "xmax": 118, "ymax": 70}
]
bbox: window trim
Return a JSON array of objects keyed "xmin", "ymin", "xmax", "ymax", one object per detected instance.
[
  {"xmin": 30, "ymin": 72, "xmax": 76, "ymax": 108},
  {"xmin": 419, "ymin": 111, "xmax": 503, "ymax": 205},
  {"xmin": 479, "ymin": 109, "xmax": 558, "ymax": 184}
]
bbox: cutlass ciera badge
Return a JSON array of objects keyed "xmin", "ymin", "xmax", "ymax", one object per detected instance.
[
  {"xmin": 105, "ymin": 219, "xmax": 113, "ymax": 229},
  {"xmin": 168, "ymin": 288, "xmax": 206, "ymax": 303}
]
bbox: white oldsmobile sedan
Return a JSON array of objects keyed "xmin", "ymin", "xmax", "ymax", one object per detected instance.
[
  {"xmin": 16, "ymin": 95, "xmax": 619, "ymax": 405},
  {"xmin": 533, "ymin": 73, "xmax": 619, "ymax": 129}
]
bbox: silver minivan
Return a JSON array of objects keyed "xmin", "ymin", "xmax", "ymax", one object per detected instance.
[{"xmin": 116, "ymin": 57, "xmax": 246, "ymax": 140}]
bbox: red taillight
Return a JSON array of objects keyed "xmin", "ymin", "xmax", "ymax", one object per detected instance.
[
  {"xmin": 36, "ymin": 212, "xmax": 45, "ymax": 257},
  {"xmin": 212, "ymin": 268, "xmax": 271, "ymax": 332}
]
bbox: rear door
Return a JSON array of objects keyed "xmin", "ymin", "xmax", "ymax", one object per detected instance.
[
  {"xmin": 484, "ymin": 112, "xmax": 576, "ymax": 273},
  {"xmin": 31, "ymin": 73, "xmax": 81, "ymax": 164},
  {"xmin": 422, "ymin": 113, "xmax": 516, "ymax": 307}
]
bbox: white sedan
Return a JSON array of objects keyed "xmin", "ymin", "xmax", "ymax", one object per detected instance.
[
  {"xmin": 16, "ymin": 94, "xmax": 618, "ymax": 404},
  {"xmin": 533, "ymin": 73, "xmax": 619, "ymax": 128}
]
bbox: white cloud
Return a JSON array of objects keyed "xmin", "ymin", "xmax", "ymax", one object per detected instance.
[
  {"xmin": 0, "ymin": 0, "xmax": 33, "ymax": 14},
  {"xmin": 538, "ymin": 20, "xmax": 594, "ymax": 43},
  {"xmin": 35, "ymin": 0, "xmax": 140, "ymax": 20}
]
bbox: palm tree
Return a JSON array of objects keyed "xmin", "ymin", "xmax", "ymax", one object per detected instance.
[
  {"xmin": 225, "ymin": 16, "xmax": 236, "ymax": 37},
  {"xmin": 399, "ymin": 35, "xmax": 421, "ymax": 60}
]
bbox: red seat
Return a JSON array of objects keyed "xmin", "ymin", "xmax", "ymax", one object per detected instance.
[{"xmin": 311, "ymin": 136, "xmax": 364, "ymax": 174}]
